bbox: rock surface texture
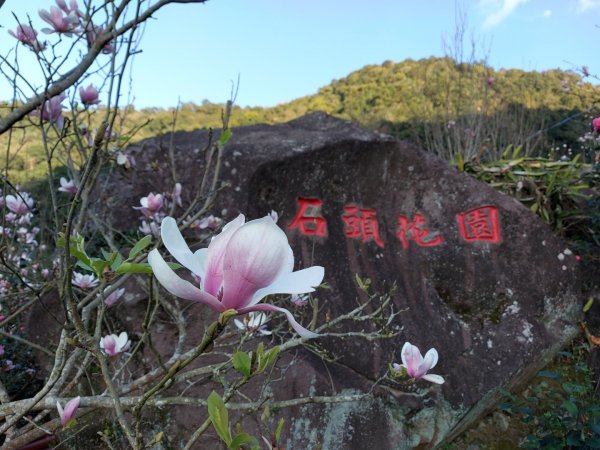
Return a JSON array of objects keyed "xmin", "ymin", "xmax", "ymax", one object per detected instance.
[{"xmin": 92, "ymin": 112, "xmax": 581, "ymax": 448}]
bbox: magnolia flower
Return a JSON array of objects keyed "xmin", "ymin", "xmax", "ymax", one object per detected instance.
[
  {"xmin": 291, "ymin": 293, "xmax": 309, "ymax": 307},
  {"xmin": 192, "ymin": 215, "xmax": 222, "ymax": 231},
  {"xmin": 392, "ymin": 342, "xmax": 444, "ymax": 384},
  {"xmin": 58, "ymin": 177, "xmax": 78, "ymax": 194},
  {"xmin": 148, "ymin": 215, "xmax": 324, "ymax": 338},
  {"xmin": 79, "ymin": 84, "xmax": 100, "ymax": 105},
  {"xmin": 134, "ymin": 193, "xmax": 164, "ymax": 217},
  {"xmin": 139, "ymin": 220, "xmax": 160, "ymax": 238},
  {"xmin": 31, "ymin": 93, "xmax": 66, "ymax": 129},
  {"xmin": 39, "ymin": 5, "xmax": 80, "ymax": 35},
  {"xmin": 234, "ymin": 312, "xmax": 272, "ymax": 336},
  {"xmin": 56, "ymin": 0, "xmax": 82, "ymax": 18},
  {"xmin": 116, "ymin": 151, "xmax": 135, "ymax": 169},
  {"xmin": 85, "ymin": 23, "xmax": 114, "ymax": 54},
  {"xmin": 72, "ymin": 272, "xmax": 99, "ymax": 289},
  {"xmin": 8, "ymin": 24, "xmax": 46, "ymax": 52},
  {"xmin": 5, "ymin": 193, "xmax": 34, "ymax": 215},
  {"xmin": 100, "ymin": 332, "xmax": 130, "ymax": 356},
  {"xmin": 268, "ymin": 210, "xmax": 279, "ymax": 223},
  {"xmin": 593, "ymin": 117, "xmax": 600, "ymax": 134},
  {"xmin": 172, "ymin": 183, "xmax": 182, "ymax": 207},
  {"xmin": 57, "ymin": 396, "xmax": 80, "ymax": 427},
  {"xmin": 101, "ymin": 287, "xmax": 125, "ymax": 306}
]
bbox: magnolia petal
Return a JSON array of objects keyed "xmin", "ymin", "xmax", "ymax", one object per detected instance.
[
  {"xmin": 161, "ymin": 217, "xmax": 204, "ymax": 276},
  {"xmin": 240, "ymin": 303, "xmax": 319, "ymax": 339},
  {"xmin": 249, "ymin": 266, "xmax": 325, "ymax": 306},
  {"xmin": 204, "ymin": 214, "xmax": 246, "ymax": 296},
  {"xmin": 422, "ymin": 373, "xmax": 445, "ymax": 384},
  {"xmin": 221, "ymin": 217, "xmax": 289, "ymax": 309},
  {"xmin": 401, "ymin": 342, "xmax": 422, "ymax": 376},
  {"xmin": 148, "ymin": 249, "xmax": 225, "ymax": 312},
  {"xmin": 64, "ymin": 396, "xmax": 81, "ymax": 418},
  {"xmin": 116, "ymin": 332, "xmax": 129, "ymax": 351},
  {"xmin": 423, "ymin": 347, "xmax": 438, "ymax": 370}
]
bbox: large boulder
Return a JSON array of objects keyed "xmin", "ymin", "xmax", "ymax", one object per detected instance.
[{"xmin": 94, "ymin": 112, "xmax": 581, "ymax": 448}]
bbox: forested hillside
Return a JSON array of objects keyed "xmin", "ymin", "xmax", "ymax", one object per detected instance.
[{"xmin": 2, "ymin": 57, "xmax": 598, "ymax": 182}]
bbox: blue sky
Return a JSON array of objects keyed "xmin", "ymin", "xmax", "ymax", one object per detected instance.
[{"xmin": 1, "ymin": 0, "xmax": 598, "ymax": 109}]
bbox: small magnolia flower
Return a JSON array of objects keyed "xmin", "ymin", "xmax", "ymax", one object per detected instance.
[
  {"xmin": 392, "ymin": 342, "xmax": 444, "ymax": 384},
  {"xmin": 486, "ymin": 77, "xmax": 494, "ymax": 87},
  {"xmin": 116, "ymin": 151, "xmax": 135, "ymax": 169},
  {"xmin": 56, "ymin": 0, "xmax": 82, "ymax": 18},
  {"xmin": 101, "ymin": 287, "xmax": 125, "ymax": 306},
  {"xmin": 42, "ymin": 268, "xmax": 50, "ymax": 279},
  {"xmin": 291, "ymin": 293, "xmax": 309, "ymax": 307},
  {"xmin": 57, "ymin": 396, "xmax": 80, "ymax": 427},
  {"xmin": 139, "ymin": 220, "xmax": 160, "ymax": 237},
  {"xmin": 234, "ymin": 312, "xmax": 272, "ymax": 336},
  {"xmin": 58, "ymin": 177, "xmax": 78, "ymax": 194},
  {"xmin": 8, "ymin": 24, "xmax": 46, "ymax": 52},
  {"xmin": 148, "ymin": 215, "xmax": 324, "ymax": 338},
  {"xmin": 72, "ymin": 272, "xmax": 99, "ymax": 289},
  {"xmin": 85, "ymin": 23, "xmax": 115, "ymax": 54},
  {"xmin": 193, "ymin": 215, "xmax": 223, "ymax": 230},
  {"xmin": 39, "ymin": 5, "xmax": 80, "ymax": 35},
  {"xmin": 447, "ymin": 120, "xmax": 455, "ymax": 129},
  {"xmin": 31, "ymin": 93, "xmax": 66, "ymax": 129},
  {"xmin": 100, "ymin": 332, "xmax": 130, "ymax": 356},
  {"xmin": 79, "ymin": 84, "xmax": 100, "ymax": 105},
  {"xmin": 5, "ymin": 193, "xmax": 34, "ymax": 215},
  {"xmin": 592, "ymin": 117, "xmax": 600, "ymax": 134},
  {"xmin": 172, "ymin": 183, "xmax": 183, "ymax": 207},
  {"xmin": 134, "ymin": 193, "xmax": 164, "ymax": 217},
  {"xmin": 268, "ymin": 210, "xmax": 279, "ymax": 223}
]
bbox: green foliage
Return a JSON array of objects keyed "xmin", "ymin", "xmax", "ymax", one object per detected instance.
[
  {"xmin": 460, "ymin": 152, "xmax": 600, "ymax": 246},
  {"xmin": 207, "ymin": 392, "xmax": 260, "ymax": 449},
  {"xmin": 499, "ymin": 345, "xmax": 600, "ymax": 449}
]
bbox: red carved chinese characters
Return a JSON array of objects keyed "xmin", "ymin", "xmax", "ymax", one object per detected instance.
[
  {"xmin": 396, "ymin": 214, "xmax": 444, "ymax": 250},
  {"xmin": 288, "ymin": 197, "xmax": 327, "ymax": 237},
  {"xmin": 342, "ymin": 206, "xmax": 385, "ymax": 248},
  {"xmin": 456, "ymin": 205, "xmax": 501, "ymax": 244}
]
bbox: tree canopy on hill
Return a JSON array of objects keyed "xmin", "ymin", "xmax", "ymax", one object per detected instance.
[{"xmin": 2, "ymin": 57, "xmax": 598, "ymax": 182}]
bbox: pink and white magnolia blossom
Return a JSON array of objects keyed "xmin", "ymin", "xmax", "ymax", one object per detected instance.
[
  {"xmin": 593, "ymin": 117, "xmax": 600, "ymax": 134},
  {"xmin": 85, "ymin": 23, "xmax": 115, "ymax": 54},
  {"xmin": 55, "ymin": 0, "xmax": 82, "ymax": 18},
  {"xmin": 72, "ymin": 272, "xmax": 99, "ymax": 289},
  {"xmin": 79, "ymin": 84, "xmax": 100, "ymax": 105},
  {"xmin": 39, "ymin": 5, "xmax": 80, "ymax": 35},
  {"xmin": 5, "ymin": 193, "xmax": 34, "ymax": 215},
  {"xmin": 58, "ymin": 177, "xmax": 78, "ymax": 194},
  {"xmin": 172, "ymin": 183, "xmax": 182, "ymax": 207},
  {"xmin": 100, "ymin": 332, "xmax": 130, "ymax": 356},
  {"xmin": 139, "ymin": 220, "xmax": 160, "ymax": 238},
  {"xmin": 192, "ymin": 215, "xmax": 222, "ymax": 231},
  {"xmin": 134, "ymin": 193, "xmax": 164, "ymax": 217},
  {"xmin": 8, "ymin": 24, "xmax": 46, "ymax": 52},
  {"xmin": 57, "ymin": 396, "xmax": 80, "ymax": 427},
  {"xmin": 268, "ymin": 210, "xmax": 279, "ymax": 223},
  {"xmin": 148, "ymin": 215, "xmax": 324, "ymax": 338},
  {"xmin": 392, "ymin": 342, "xmax": 444, "ymax": 384},
  {"xmin": 234, "ymin": 311, "xmax": 272, "ymax": 336},
  {"xmin": 31, "ymin": 93, "xmax": 66, "ymax": 129},
  {"xmin": 101, "ymin": 286, "xmax": 125, "ymax": 306}
]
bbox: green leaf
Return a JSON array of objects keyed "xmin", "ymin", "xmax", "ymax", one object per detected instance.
[
  {"xmin": 115, "ymin": 262, "xmax": 181, "ymax": 274},
  {"xmin": 584, "ymin": 297, "xmax": 594, "ymax": 313},
  {"xmin": 128, "ymin": 235, "xmax": 153, "ymax": 260},
  {"xmin": 111, "ymin": 253, "xmax": 124, "ymax": 271},
  {"xmin": 233, "ymin": 351, "xmax": 252, "ymax": 377},
  {"xmin": 208, "ymin": 392, "xmax": 231, "ymax": 445},
  {"xmin": 219, "ymin": 129, "xmax": 232, "ymax": 146},
  {"xmin": 229, "ymin": 432, "xmax": 259, "ymax": 449},
  {"xmin": 562, "ymin": 399, "xmax": 578, "ymax": 416},
  {"xmin": 257, "ymin": 346, "xmax": 280, "ymax": 374},
  {"xmin": 275, "ymin": 418, "xmax": 285, "ymax": 442}
]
